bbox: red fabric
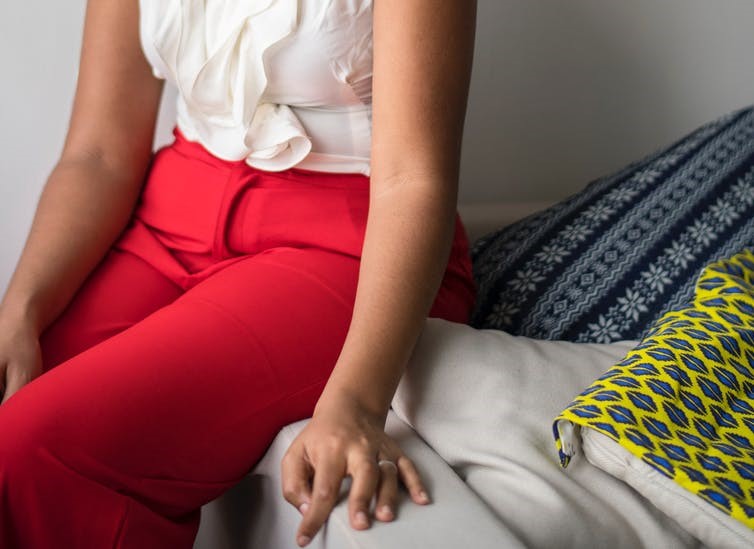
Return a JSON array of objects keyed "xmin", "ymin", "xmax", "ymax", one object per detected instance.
[{"xmin": 0, "ymin": 125, "xmax": 477, "ymax": 548}]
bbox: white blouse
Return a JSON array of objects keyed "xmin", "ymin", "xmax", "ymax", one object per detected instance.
[{"xmin": 138, "ymin": 0, "xmax": 374, "ymax": 175}]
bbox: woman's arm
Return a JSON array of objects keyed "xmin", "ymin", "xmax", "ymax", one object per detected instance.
[
  {"xmin": 0, "ymin": 0, "xmax": 163, "ymax": 401},
  {"xmin": 281, "ymin": 0, "xmax": 478, "ymax": 545}
]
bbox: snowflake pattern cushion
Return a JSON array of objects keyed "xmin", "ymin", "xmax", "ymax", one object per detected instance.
[
  {"xmin": 553, "ymin": 248, "xmax": 754, "ymax": 533},
  {"xmin": 469, "ymin": 104, "xmax": 754, "ymax": 342}
]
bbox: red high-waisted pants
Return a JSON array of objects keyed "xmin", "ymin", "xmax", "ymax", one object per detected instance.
[{"xmin": 0, "ymin": 126, "xmax": 477, "ymax": 548}]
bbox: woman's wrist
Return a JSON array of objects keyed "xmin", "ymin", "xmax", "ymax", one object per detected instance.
[
  {"xmin": 316, "ymin": 339, "xmax": 413, "ymax": 425},
  {"xmin": 314, "ymin": 383, "xmax": 391, "ymax": 427}
]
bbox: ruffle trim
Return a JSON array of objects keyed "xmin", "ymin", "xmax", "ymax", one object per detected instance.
[{"xmin": 149, "ymin": 0, "xmax": 312, "ymax": 171}]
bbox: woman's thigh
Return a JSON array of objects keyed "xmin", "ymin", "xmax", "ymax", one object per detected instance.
[
  {"xmin": 38, "ymin": 246, "xmax": 183, "ymax": 372},
  {"xmin": 0, "ymin": 247, "xmax": 360, "ymax": 517}
]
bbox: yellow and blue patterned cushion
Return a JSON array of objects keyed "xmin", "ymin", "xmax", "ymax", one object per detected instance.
[{"xmin": 553, "ymin": 248, "xmax": 754, "ymax": 530}]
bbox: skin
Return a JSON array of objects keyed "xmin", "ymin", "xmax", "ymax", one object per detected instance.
[
  {"xmin": 0, "ymin": 0, "xmax": 163, "ymax": 402},
  {"xmin": 0, "ymin": 0, "xmax": 478, "ymax": 545},
  {"xmin": 281, "ymin": 1, "xmax": 477, "ymax": 545}
]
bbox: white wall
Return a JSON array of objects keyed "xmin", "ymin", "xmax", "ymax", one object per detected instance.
[
  {"xmin": 462, "ymin": 0, "xmax": 754, "ymax": 203},
  {"xmin": 2, "ymin": 0, "xmax": 754, "ymax": 293}
]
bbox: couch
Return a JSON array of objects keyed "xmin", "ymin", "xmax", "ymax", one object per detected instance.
[
  {"xmin": 194, "ymin": 104, "xmax": 754, "ymax": 549},
  {"xmin": 191, "ymin": 206, "xmax": 702, "ymax": 549}
]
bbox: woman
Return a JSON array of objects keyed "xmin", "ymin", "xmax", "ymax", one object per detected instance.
[{"xmin": 0, "ymin": 0, "xmax": 477, "ymax": 547}]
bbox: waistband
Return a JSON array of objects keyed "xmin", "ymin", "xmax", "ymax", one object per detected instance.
[{"xmin": 167, "ymin": 125, "xmax": 371, "ymax": 184}]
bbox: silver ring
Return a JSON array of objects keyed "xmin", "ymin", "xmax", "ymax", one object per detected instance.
[{"xmin": 377, "ymin": 459, "xmax": 398, "ymax": 473}]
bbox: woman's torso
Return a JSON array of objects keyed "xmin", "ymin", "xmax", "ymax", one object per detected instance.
[{"xmin": 138, "ymin": 0, "xmax": 374, "ymax": 175}]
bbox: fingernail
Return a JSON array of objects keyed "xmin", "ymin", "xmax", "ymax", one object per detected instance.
[
  {"xmin": 380, "ymin": 505, "xmax": 394, "ymax": 519},
  {"xmin": 418, "ymin": 490, "xmax": 430, "ymax": 503},
  {"xmin": 299, "ymin": 502, "xmax": 309, "ymax": 514},
  {"xmin": 355, "ymin": 510, "xmax": 369, "ymax": 527},
  {"xmin": 297, "ymin": 534, "xmax": 311, "ymax": 547}
]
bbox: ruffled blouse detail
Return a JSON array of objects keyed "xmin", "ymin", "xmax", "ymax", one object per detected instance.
[{"xmin": 139, "ymin": 0, "xmax": 374, "ymax": 174}]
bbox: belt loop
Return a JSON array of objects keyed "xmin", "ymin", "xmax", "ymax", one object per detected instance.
[{"xmin": 211, "ymin": 164, "xmax": 257, "ymax": 261}]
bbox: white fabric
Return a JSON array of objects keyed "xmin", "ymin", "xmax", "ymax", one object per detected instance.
[
  {"xmin": 138, "ymin": 0, "xmax": 373, "ymax": 175},
  {"xmin": 391, "ymin": 318, "xmax": 707, "ymax": 549},
  {"xmin": 580, "ymin": 429, "xmax": 754, "ymax": 549},
  {"xmin": 194, "ymin": 412, "xmax": 525, "ymax": 549}
]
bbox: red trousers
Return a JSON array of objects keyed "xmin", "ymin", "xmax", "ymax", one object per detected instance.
[{"xmin": 0, "ymin": 126, "xmax": 477, "ymax": 548}]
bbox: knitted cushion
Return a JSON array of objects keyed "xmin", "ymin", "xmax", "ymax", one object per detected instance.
[{"xmin": 469, "ymin": 105, "xmax": 754, "ymax": 342}]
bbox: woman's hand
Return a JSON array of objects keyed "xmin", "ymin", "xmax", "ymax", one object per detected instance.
[
  {"xmin": 280, "ymin": 392, "xmax": 430, "ymax": 547},
  {"xmin": 0, "ymin": 309, "xmax": 43, "ymax": 406}
]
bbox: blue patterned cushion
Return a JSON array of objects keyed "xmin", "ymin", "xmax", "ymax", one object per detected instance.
[{"xmin": 469, "ymin": 104, "xmax": 754, "ymax": 342}]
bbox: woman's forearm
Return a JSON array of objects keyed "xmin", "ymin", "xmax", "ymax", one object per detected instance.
[
  {"xmin": 1, "ymin": 156, "xmax": 147, "ymax": 334},
  {"xmin": 315, "ymin": 174, "xmax": 458, "ymax": 421},
  {"xmin": 313, "ymin": 0, "xmax": 476, "ymax": 424}
]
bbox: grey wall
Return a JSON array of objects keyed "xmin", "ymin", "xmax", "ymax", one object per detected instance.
[
  {"xmin": 462, "ymin": 0, "xmax": 754, "ymax": 203},
  {"xmin": 2, "ymin": 0, "xmax": 754, "ymax": 293}
]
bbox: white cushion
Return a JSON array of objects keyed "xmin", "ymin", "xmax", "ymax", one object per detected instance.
[
  {"xmin": 194, "ymin": 411, "xmax": 525, "ymax": 549},
  {"xmin": 391, "ymin": 318, "xmax": 704, "ymax": 549},
  {"xmin": 581, "ymin": 428, "xmax": 754, "ymax": 549}
]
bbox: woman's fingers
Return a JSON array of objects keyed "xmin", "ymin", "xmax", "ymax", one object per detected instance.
[
  {"xmin": 1, "ymin": 362, "xmax": 31, "ymax": 406},
  {"xmin": 0, "ymin": 337, "xmax": 42, "ymax": 406},
  {"xmin": 0, "ymin": 362, "xmax": 7, "ymax": 403},
  {"xmin": 346, "ymin": 455, "xmax": 379, "ymax": 529},
  {"xmin": 296, "ymin": 452, "xmax": 346, "ymax": 546},
  {"xmin": 374, "ymin": 459, "xmax": 399, "ymax": 521},
  {"xmin": 280, "ymin": 410, "xmax": 431, "ymax": 548},
  {"xmin": 280, "ymin": 443, "xmax": 313, "ymax": 514},
  {"xmin": 396, "ymin": 454, "xmax": 430, "ymax": 505}
]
